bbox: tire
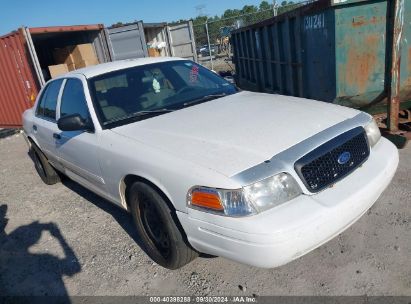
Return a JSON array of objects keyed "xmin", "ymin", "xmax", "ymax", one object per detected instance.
[
  {"xmin": 30, "ymin": 144, "xmax": 60, "ymax": 185},
  {"xmin": 128, "ymin": 182, "xmax": 198, "ymax": 269}
]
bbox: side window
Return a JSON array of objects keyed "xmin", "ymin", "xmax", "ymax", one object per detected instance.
[
  {"xmin": 36, "ymin": 79, "xmax": 63, "ymax": 120},
  {"xmin": 60, "ymin": 79, "xmax": 91, "ymax": 121},
  {"xmin": 36, "ymin": 86, "xmax": 50, "ymax": 117}
]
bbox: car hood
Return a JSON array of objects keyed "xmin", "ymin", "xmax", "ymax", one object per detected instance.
[{"xmin": 110, "ymin": 91, "xmax": 360, "ymax": 177}]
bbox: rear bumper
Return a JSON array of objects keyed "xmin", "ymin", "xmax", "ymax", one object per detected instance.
[{"xmin": 177, "ymin": 138, "xmax": 399, "ymax": 268}]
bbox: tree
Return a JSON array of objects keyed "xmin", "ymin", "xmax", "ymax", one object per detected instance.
[
  {"xmin": 259, "ymin": 1, "xmax": 271, "ymax": 11},
  {"xmin": 258, "ymin": 1, "xmax": 274, "ymax": 20},
  {"xmin": 111, "ymin": 22, "xmax": 124, "ymax": 28},
  {"xmin": 181, "ymin": 0, "xmax": 305, "ymax": 46},
  {"xmin": 278, "ymin": 1, "xmax": 298, "ymax": 15}
]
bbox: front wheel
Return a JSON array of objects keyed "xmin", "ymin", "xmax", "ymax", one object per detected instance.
[{"xmin": 128, "ymin": 182, "xmax": 198, "ymax": 269}]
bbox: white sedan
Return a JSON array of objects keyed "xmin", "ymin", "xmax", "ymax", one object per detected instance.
[{"xmin": 23, "ymin": 57, "xmax": 398, "ymax": 269}]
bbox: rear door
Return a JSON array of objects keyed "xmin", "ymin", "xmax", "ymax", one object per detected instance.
[
  {"xmin": 107, "ymin": 22, "xmax": 148, "ymax": 60},
  {"xmin": 56, "ymin": 77, "xmax": 105, "ymax": 191},
  {"xmin": 33, "ymin": 79, "xmax": 64, "ymax": 168},
  {"xmin": 167, "ymin": 21, "xmax": 198, "ymax": 62}
]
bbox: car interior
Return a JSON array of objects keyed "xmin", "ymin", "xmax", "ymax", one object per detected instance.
[{"xmin": 95, "ymin": 67, "xmax": 178, "ymax": 121}]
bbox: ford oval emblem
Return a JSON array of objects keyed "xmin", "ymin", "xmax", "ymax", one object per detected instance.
[{"xmin": 338, "ymin": 151, "xmax": 351, "ymax": 165}]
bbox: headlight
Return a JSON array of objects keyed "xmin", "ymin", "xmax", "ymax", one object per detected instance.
[
  {"xmin": 364, "ymin": 118, "xmax": 381, "ymax": 148},
  {"xmin": 243, "ymin": 173, "xmax": 302, "ymax": 212},
  {"xmin": 187, "ymin": 186, "xmax": 256, "ymax": 216},
  {"xmin": 187, "ymin": 173, "xmax": 302, "ymax": 217}
]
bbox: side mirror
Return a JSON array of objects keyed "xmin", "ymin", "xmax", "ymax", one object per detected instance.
[{"xmin": 57, "ymin": 114, "xmax": 93, "ymax": 132}]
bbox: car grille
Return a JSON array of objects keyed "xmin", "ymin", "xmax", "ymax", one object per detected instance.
[{"xmin": 294, "ymin": 127, "xmax": 370, "ymax": 193}]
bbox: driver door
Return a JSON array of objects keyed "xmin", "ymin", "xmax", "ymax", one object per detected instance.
[{"xmin": 55, "ymin": 78, "xmax": 105, "ymax": 192}]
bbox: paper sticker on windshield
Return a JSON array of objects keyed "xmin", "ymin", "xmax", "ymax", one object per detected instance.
[
  {"xmin": 152, "ymin": 78, "xmax": 161, "ymax": 93},
  {"xmin": 189, "ymin": 65, "xmax": 199, "ymax": 83}
]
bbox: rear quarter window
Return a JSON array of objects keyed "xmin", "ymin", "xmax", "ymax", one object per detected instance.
[{"xmin": 36, "ymin": 79, "xmax": 63, "ymax": 120}]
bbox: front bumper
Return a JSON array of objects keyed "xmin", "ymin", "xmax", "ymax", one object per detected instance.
[{"xmin": 177, "ymin": 137, "xmax": 399, "ymax": 268}]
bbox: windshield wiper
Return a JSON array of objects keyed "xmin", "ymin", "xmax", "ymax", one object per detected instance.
[
  {"xmin": 133, "ymin": 109, "xmax": 175, "ymax": 115},
  {"xmin": 104, "ymin": 108, "xmax": 174, "ymax": 125},
  {"xmin": 182, "ymin": 93, "xmax": 227, "ymax": 107}
]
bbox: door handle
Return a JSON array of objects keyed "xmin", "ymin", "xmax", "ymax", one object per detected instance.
[{"xmin": 53, "ymin": 133, "xmax": 61, "ymax": 140}]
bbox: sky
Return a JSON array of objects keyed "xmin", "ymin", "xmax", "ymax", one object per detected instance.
[{"xmin": 0, "ymin": 0, "xmax": 272, "ymax": 34}]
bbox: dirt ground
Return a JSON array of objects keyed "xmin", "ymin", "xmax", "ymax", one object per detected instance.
[{"xmin": 0, "ymin": 133, "xmax": 410, "ymax": 296}]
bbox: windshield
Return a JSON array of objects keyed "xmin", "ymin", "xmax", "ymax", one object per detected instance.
[{"xmin": 88, "ymin": 60, "xmax": 237, "ymax": 128}]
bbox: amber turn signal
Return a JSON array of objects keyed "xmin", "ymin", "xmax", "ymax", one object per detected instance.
[{"xmin": 190, "ymin": 190, "xmax": 224, "ymax": 211}]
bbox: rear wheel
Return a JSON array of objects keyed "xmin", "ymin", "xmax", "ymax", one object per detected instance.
[
  {"xmin": 30, "ymin": 145, "xmax": 60, "ymax": 185},
  {"xmin": 128, "ymin": 182, "xmax": 198, "ymax": 269}
]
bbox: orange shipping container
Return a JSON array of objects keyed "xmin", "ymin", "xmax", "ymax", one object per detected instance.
[
  {"xmin": 0, "ymin": 30, "xmax": 38, "ymax": 128},
  {"xmin": 0, "ymin": 24, "xmax": 110, "ymax": 128}
]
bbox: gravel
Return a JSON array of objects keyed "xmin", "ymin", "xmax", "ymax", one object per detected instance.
[{"xmin": 0, "ymin": 133, "xmax": 410, "ymax": 296}]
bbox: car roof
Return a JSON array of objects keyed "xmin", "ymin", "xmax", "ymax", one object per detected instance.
[{"xmin": 59, "ymin": 57, "xmax": 186, "ymax": 79}]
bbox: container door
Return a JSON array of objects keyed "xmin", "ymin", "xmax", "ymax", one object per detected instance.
[
  {"xmin": 107, "ymin": 22, "xmax": 148, "ymax": 60},
  {"xmin": 93, "ymin": 29, "xmax": 112, "ymax": 63},
  {"xmin": 22, "ymin": 27, "xmax": 45, "ymax": 87},
  {"xmin": 166, "ymin": 21, "xmax": 198, "ymax": 62},
  {"xmin": 0, "ymin": 30, "xmax": 39, "ymax": 127}
]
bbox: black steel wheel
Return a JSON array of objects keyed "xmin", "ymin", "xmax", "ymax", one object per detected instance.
[
  {"xmin": 128, "ymin": 181, "xmax": 198, "ymax": 269},
  {"xmin": 139, "ymin": 192, "xmax": 171, "ymax": 258},
  {"xmin": 30, "ymin": 144, "xmax": 60, "ymax": 185}
]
